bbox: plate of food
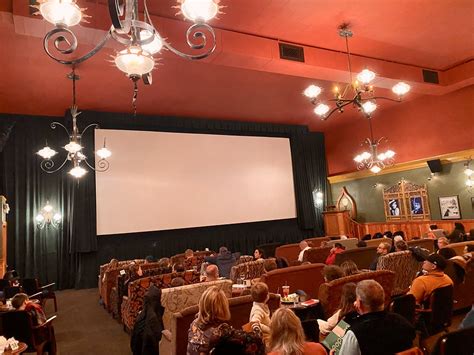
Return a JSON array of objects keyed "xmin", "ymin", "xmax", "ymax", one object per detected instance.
[{"xmin": 281, "ymin": 294, "xmax": 298, "ymax": 304}]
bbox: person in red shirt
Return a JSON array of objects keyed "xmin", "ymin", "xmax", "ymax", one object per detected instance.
[{"xmin": 325, "ymin": 243, "xmax": 346, "ymax": 265}]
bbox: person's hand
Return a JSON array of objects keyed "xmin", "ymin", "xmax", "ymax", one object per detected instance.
[{"xmin": 329, "ymin": 349, "xmax": 336, "ymax": 355}]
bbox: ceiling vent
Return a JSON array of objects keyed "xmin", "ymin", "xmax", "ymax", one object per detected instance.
[
  {"xmin": 279, "ymin": 43, "xmax": 305, "ymax": 63},
  {"xmin": 422, "ymin": 69, "xmax": 439, "ymax": 84}
]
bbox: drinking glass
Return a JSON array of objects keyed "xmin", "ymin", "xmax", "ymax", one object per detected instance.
[{"xmin": 282, "ymin": 285, "xmax": 290, "ymax": 298}]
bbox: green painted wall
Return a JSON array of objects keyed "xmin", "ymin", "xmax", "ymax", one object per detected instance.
[{"xmin": 330, "ymin": 161, "xmax": 474, "ymax": 223}]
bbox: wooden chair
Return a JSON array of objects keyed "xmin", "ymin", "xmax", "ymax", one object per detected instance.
[
  {"xmin": 0, "ymin": 310, "xmax": 57, "ymax": 354},
  {"xmin": 432, "ymin": 326, "xmax": 474, "ymax": 355},
  {"xmin": 21, "ymin": 279, "xmax": 57, "ymax": 312},
  {"xmin": 390, "ymin": 294, "xmax": 416, "ymax": 325}
]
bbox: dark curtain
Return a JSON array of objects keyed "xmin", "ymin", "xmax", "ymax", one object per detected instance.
[{"xmin": 0, "ymin": 111, "xmax": 327, "ymax": 289}]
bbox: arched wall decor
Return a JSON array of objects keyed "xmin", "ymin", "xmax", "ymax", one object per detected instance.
[
  {"xmin": 383, "ymin": 180, "xmax": 430, "ymax": 221},
  {"xmin": 336, "ymin": 186, "xmax": 357, "ymax": 219}
]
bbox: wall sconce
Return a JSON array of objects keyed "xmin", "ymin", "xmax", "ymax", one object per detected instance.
[
  {"xmin": 313, "ymin": 190, "xmax": 324, "ymax": 208},
  {"xmin": 35, "ymin": 201, "xmax": 61, "ymax": 229},
  {"xmin": 465, "ymin": 159, "xmax": 473, "ymax": 189}
]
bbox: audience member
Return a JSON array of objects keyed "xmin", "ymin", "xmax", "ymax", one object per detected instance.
[
  {"xmin": 437, "ymin": 237, "xmax": 449, "ymax": 250},
  {"xmin": 173, "ymin": 263, "xmax": 186, "ymax": 273},
  {"xmin": 11, "ymin": 293, "xmax": 46, "ymax": 325},
  {"xmin": 438, "ymin": 247, "xmax": 457, "ymax": 260},
  {"xmin": 408, "ymin": 253, "xmax": 453, "ymax": 305},
  {"xmin": 249, "ymin": 282, "xmax": 271, "ymax": 343},
  {"xmin": 268, "ymin": 308, "xmax": 326, "ymax": 355},
  {"xmin": 204, "ymin": 264, "xmax": 219, "ymax": 282},
  {"xmin": 340, "ymin": 260, "xmax": 359, "ymax": 276},
  {"xmin": 322, "ymin": 265, "xmax": 344, "ymax": 282},
  {"xmin": 205, "ymin": 247, "xmax": 239, "ymax": 279},
  {"xmin": 356, "ymin": 240, "xmax": 367, "ymax": 248},
  {"xmin": 339, "ymin": 280, "xmax": 415, "ymax": 354},
  {"xmin": 297, "ymin": 241, "xmax": 311, "ymax": 262},
  {"xmin": 325, "ymin": 243, "xmax": 345, "ymax": 265},
  {"xmin": 317, "ymin": 282, "xmax": 358, "ymax": 336},
  {"xmin": 393, "ymin": 231, "xmax": 405, "ymax": 240},
  {"xmin": 383, "ymin": 231, "xmax": 393, "ymax": 239},
  {"xmin": 361, "ymin": 234, "xmax": 371, "ymax": 241},
  {"xmin": 467, "ymin": 229, "xmax": 474, "ymax": 241},
  {"xmin": 454, "ymin": 222, "xmax": 466, "ymax": 234},
  {"xmin": 373, "ymin": 232, "xmax": 383, "ymax": 239},
  {"xmin": 130, "ymin": 285, "xmax": 164, "ymax": 355},
  {"xmin": 369, "ymin": 242, "xmax": 391, "ymax": 270},
  {"xmin": 185, "ymin": 249, "xmax": 194, "ymax": 259},
  {"xmin": 171, "ymin": 277, "xmax": 185, "ymax": 287},
  {"xmin": 426, "ymin": 225, "xmax": 446, "ymax": 239},
  {"xmin": 209, "ymin": 325, "xmax": 265, "ymax": 355},
  {"xmin": 463, "ymin": 245, "xmax": 474, "ymax": 261},
  {"xmin": 447, "ymin": 229, "xmax": 464, "ymax": 243},
  {"xmin": 253, "ymin": 248, "xmax": 265, "ymax": 261},
  {"xmin": 144, "ymin": 255, "xmax": 155, "ymax": 263},
  {"xmin": 393, "ymin": 235, "xmax": 403, "ymax": 244},
  {"xmin": 395, "ymin": 240, "xmax": 408, "ymax": 251},
  {"xmin": 102, "ymin": 258, "xmax": 119, "ymax": 282},
  {"xmin": 157, "ymin": 257, "xmax": 172, "ymax": 274},
  {"xmin": 187, "ymin": 286, "xmax": 231, "ymax": 355},
  {"xmin": 125, "ymin": 262, "xmax": 144, "ymax": 289}
]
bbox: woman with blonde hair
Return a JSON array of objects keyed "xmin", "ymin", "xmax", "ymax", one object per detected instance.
[
  {"xmin": 268, "ymin": 308, "xmax": 326, "ymax": 355},
  {"xmin": 187, "ymin": 286, "xmax": 231, "ymax": 354}
]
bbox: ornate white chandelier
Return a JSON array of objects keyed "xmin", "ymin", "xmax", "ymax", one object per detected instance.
[
  {"xmin": 303, "ymin": 23, "xmax": 410, "ymax": 120},
  {"xmin": 353, "ymin": 118, "xmax": 395, "ymax": 174}
]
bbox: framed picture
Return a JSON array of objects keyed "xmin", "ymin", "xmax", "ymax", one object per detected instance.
[
  {"xmin": 387, "ymin": 199, "xmax": 401, "ymax": 216},
  {"xmin": 439, "ymin": 196, "xmax": 461, "ymax": 219},
  {"xmin": 410, "ymin": 196, "xmax": 424, "ymax": 215}
]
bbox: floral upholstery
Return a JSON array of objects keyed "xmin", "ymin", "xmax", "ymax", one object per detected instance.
[
  {"xmin": 121, "ymin": 269, "xmax": 201, "ymax": 331},
  {"xmin": 235, "ymin": 255, "xmax": 254, "ymax": 265},
  {"xmin": 376, "ymin": 250, "xmax": 422, "ymax": 296},
  {"xmin": 229, "ymin": 259, "xmax": 274, "ymax": 283},
  {"xmin": 171, "ymin": 250, "xmax": 214, "ymax": 267},
  {"xmin": 303, "ymin": 247, "xmax": 331, "ymax": 264},
  {"xmin": 318, "ymin": 270, "xmax": 395, "ymax": 318}
]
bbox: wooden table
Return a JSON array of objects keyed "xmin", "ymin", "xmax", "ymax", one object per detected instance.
[{"xmin": 4, "ymin": 342, "xmax": 27, "ymax": 354}]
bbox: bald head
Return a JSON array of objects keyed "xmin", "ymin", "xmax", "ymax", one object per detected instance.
[{"xmin": 205, "ymin": 264, "xmax": 219, "ymax": 281}]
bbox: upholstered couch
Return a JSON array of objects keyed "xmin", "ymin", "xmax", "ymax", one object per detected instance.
[
  {"xmin": 229, "ymin": 258, "xmax": 276, "ymax": 283},
  {"xmin": 275, "ymin": 243, "xmax": 302, "ymax": 263},
  {"xmin": 335, "ymin": 246, "xmax": 377, "ymax": 269},
  {"xmin": 305, "ymin": 237, "xmax": 331, "ymax": 247},
  {"xmin": 447, "ymin": 259, "xmax": 474, "ymax": 310},
  {"xmin": 170, "ymin": 250, "xmax": 214, "ymax": 267},
  {"xmin": 302, "ymin": 247, "xmax": 331, "ymax": 264},
  {"xmin": 326, "ymin": 238, "xmax": 359, "ymax": 250},
  {"xmin": 259, "ymin": 263, "xmax": 326, "ymax": 298},
  {"xmin": 406, "ymin": 238, "xmax": 434, "ymax": 252},
  {"xmin": 447, "ymin": 241, "xmax": 474, "ymax": 256},
  {"xmin": 121, "ymin": 269, "xmax": 201, "ymax": 331},
  {"xmin": 318, "ymin": 270, "xmax": 395, "ymax": 318},
  {"xmin": 365, "ymin": 237, "xmax": 393, "ymax": 248},
  {"xmin": 376, "ymin": 250, "xmax": 422, "ymax": 296}
]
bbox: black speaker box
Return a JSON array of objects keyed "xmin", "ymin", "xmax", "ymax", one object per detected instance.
[{"xmin": 427, "ymin": 159, "xmax": 442, "ymax": 173}]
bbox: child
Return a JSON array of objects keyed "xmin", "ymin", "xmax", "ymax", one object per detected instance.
[
  {"xmin": 249, "ymin": 282, "xmax": 271, "ymax": 343},
  {"xmin": 11, "ymin": 293, "xmax": 47, "ymax": 325}
]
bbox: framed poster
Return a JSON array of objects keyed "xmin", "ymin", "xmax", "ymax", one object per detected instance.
[
  {"xmin": 410, "ymin": 196, "xmax": 424, "ymax": 215},
  {"xmin": 388, "ymin": 199, "xmax": 401, "ymax": 216},
  {"xmin": 439, "ymin": 196, "xmax": 461, "ymax": 219}
]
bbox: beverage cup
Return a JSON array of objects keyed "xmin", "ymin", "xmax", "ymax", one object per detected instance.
[{"xmin": 282, "ymin": 285, "xmax": 290, "ymax": 298}]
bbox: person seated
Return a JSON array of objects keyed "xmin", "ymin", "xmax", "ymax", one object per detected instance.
[
  {"xmin": 436, "ymin": 236, "xmax": 449, "ymax": 251},
  {"xmin": 369, "ymin": 242, "xmax": 391, "ymax": 270},
  {"xmin": 267, "ymin": 308, "xmax": 326, "ymax": 355},
  {"xmin": 361, "ymin": 234, "xmax": 371, "ymax": 241},
  {"xmin": 173, "ymin": 263, "xmax": 186, "ymax": 273},
  {"xmin": 157, "ymin": 257, "xmax": 172, "ymax": 274},
  {"xmin": 340, "ymin": 260, "xmax": 359, "ymax": 276},
  {"xmin": 297, "ymin": 241, "xmax": 311, "ymax": 262},
  {"xmin": 130, "ymin": 285, "xmax": 164, "ymax": 355},
  {"xmin": 447, "ymin": 229, "xmax": 464, "ymax": 244},
  {"xmin": 438, "ymin": 247, "xmax": 457, "ymax": 260},
  {"xmin": 325, "ymin": 243, "xmax": 345, "ymax": 265},
  {"xmin": 426, "ymin": 225, "xmax": 446, "ymax": 239},
  {"xmin": 124, "ymin": 262, "xmax": 144, "ymax": 289},
  {"xmin": 253, "ymin": 248, "xmax": 265, "ymax": 261},
  {"xmin": 171, "ymin": 277, "xmax": 185, "ymax": 287},
  {"xmin": 390, "ymin": 235, "xmax": 403, "ymax": 252},
  {"xmin": 187, "ymin": 286, "xmax": 231, "ymax": 355},
  {"xmin": 11, "ymin": 293, "xmax": 47, "ymax": 325},
  {"xmin": 144, "ymin": 255, "xmax": 155, "ymax": 263},
  {"xmin": 203, "ymin": 264, "xmax": 219, "ymax": 282},
  {"xmin": 205, "ymin": 247, "xmax": 239, "ymax": 279},
  {"xmin": 339, "ymin": 280, "xmax": 415, "ymax": 354},
  {"xmin": 467, "ymin": 229, "xmax": 474, "ymax": 241},
  {"xmin": 102, "ymin": 258, "xmax": 119, "ymax": 282},
  {"xmin": 322, "ymin": 265, "xmax": 344, "ymax": 283},
  {"xmin": 317, "ymin": 282, "xmax": 358, "ymax": 336},
  {"xmin": 382, "ymin": 231, "xmax": 392, "ymax": 239},
  {"xmin": 408, "ymin": 253, "xmax": 453, "ymax": 306},
  {"xmin": 393, "ymin": 231, "xmax": 405, "ymax": 240},
  {"xmin": 249, "ymin": 282, "xmax": 271, "ymax": 343},
  {"xmin": 463, "ymin": 244, "xmax": 474, "ymax": 261},
  {"xmin": 395, "ymin": 240, "xmax": 408, "ymax": 252},
  {"xmin": 185, "ymin": 249, "xmax": 194, "ymax": 260},
  {"xmin": 209, "ymin": 325, "xmax": 265, "ymax": 355}
]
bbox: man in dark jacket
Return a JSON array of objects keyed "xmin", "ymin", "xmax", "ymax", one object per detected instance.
[
  {"xmin": 339, "ymin": 280, "xmax": 415, "ymax": 355},
  {"xmin": 204, "ymin": 246, "xmax": 240, "ymax": 279}
]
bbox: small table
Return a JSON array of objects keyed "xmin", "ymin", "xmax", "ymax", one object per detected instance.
[
  {"xmin": 281, "ymin": 300, "xmax": 324, "ymax": 321},
  {"xmin": 4, "ymin": 342, "xmax": 27, "ymax": 354},
  {"xmin": 232, "ymin": 284, "xmax": 250, "ymax": 297}
]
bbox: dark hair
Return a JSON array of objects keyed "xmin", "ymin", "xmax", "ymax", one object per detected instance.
[
  {"xmin": 338, "ymin": 283, "xmax": 357, "ymax": 322},
  {"xmin": 362, "ymin": 234, "xmax": 371, "ymax": 241},
  {"xmin": 373, "ymin": 232, "xmax": 383, "ymax": 239},
  {"xmin": 383, "ymin": 231, "xmax": 393, "ymax": 239},
  {"xmin": 340, "ymin": 260, "xmax": 359, "ymax": 276},
  {"xmin": 250, "ymin": 282, "xmax": 269, "ymax": 303},
  {"xmin": 466, "ymin": 245, "xmax": 474, "ymax": 252},
  {"xmin": 210, "ymin": 325, "xmax": 265, "ymax": 355},
  {"xmin": 430, "ymin": 225, "xmax": 438, "ymax": 230},
  {"xmin": 448, "ymin": 229, "xmax": 464, "ymax": 243},
  {"xmin": 395, "ymin": 240, "xmax": 408, "ymax": 251},
  {"xmin": 323, "ymin": 265, "xmax": 344, "ymax": 282},
  {"xmin": 171, "ymin": 277, "xmax": 185, "ymax": 287},
  {"xmin": 356, "ymin": 240, "xmax": 367, "ymax": 248},
  {"xmin": 438, "ymin": 247, "xmax": 457, "ymax": 259},
  {"xmin": 254, "ymin": 248, "xmax": 265, "ymax": 259},
  {"xmin": 145, "ymin": 255, "xmax": 155, "ymax": 263},
  {"xmin": 334, "ymin": 243, "xmax": 345, "ymax": 250},
  {"xmin": 468, "ymin": 230, "xmax": 474, "ymax": 241},
  {"xmin": 11, "ymin": 293, "xmax": 28, "ymax": 309},
  {"xmin": 393, "ymin": 231, "xmax": 405, "ymax": 239},
  {"xmin": 173, "ymin": 263, "xmax": 185, "ymax": 272},
  {"xmin": 454, "ymin": 222, "xmax": 465, "ymax": 233}
]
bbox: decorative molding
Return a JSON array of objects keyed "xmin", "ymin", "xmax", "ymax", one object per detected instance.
[
  {"xmin": 335, "ymin": 187, "xmax": 357, "ymax": 219},
  {"xmin": 328, "ymin": 148, "xmax": 474, "ymax": 184}
]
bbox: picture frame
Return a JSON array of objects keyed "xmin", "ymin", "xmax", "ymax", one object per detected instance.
[
  {"xmin": 387, "ymin": 199, "xmax": 401, "ymax": 216},
  {"xmin": 439, "ymin": 196, "xmax": 461, "ymax": 220},
  {"xmin": 410, "ymin": 196, "xmax": 424, "ymax": 215}
]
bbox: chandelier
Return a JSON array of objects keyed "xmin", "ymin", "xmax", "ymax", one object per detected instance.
[
  {"xmin": 36, "ymin": 68, "xmax": 112, "ymax": 178},
  {"xmin": 353, "ymin": 118, "xmax": 395, "ymax": 174},
  {"xmin": 465, "ymin": 159, "xmax": 473, "ymax": 188},
  {"xmin": 303, "ymin": 23, "xmax": 411, "ymax": 120},
  {"xmin": 34, "ymin": 0, "xmax": 222, "ymax": 113},
  {"xmin": 35, "ymin": 201, "xmax": 62, "ymax": 229}
]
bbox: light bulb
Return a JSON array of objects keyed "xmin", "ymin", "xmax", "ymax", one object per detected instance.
[
  {"xmin": 140, "ymin": 30, "xmax": 163, "ymax": 55},
  {"xmin": 370, "ymin": 165, "xmax": 382, "ymax": 174},
  {"xmin": 316, "ymin": 191, "xmax": 323, "ymax": 199},
  {"xmin": 39, "ymin": 0, "xmax": 82, "ymax": 27},
  {"xmin": 181, "ymin": 0, "xmax": 219, "ymax": 22},
  {"xmin": 354, "ymin": 155, "xmax": 363, "ymax": 163},
  {"xmin": 97, "ymin": 147, "xmax": 112, "ymax": 159},
  {"xmin": 69, "ymin": 165, "xmax": 87, "ymax": 178},
  {"xmin": 303, "ymin": 85, "xmax": 322, "ymax": 99},
  {"xmin": 464, "ymin": 168, "xmax": 473, "ymax": 177},
  {"xmin": 43, "ymin": 204, "xmax": 53, "ymax": 213},
  {"xmin": 53, "ymin": 213, "xmax": 62, "ymax": 222},
  {"xmin": 466, "ymin": 179, "xmax": 474, "ymax": 187},
  {"xmin": 37, "ymin": 146, "xmax": 57, "ymax": 159},
  {"xmin": 361, "ymin": 101, "xmax": 377, "ymax": 114},
  {"xmin": 314, "ymin": 103, "xmax": 330, "ymax": 117},
  {"xmin": 392, "ymin": 82, "xmax": 410, "ymax": 96},
  {"xmin": 377, "ymin": 153, "xmax": 386, "ymax": 161},
  {"xmin": 115, "ymin": 46, "xmax": 155, "ymax": 76},
  {"xmin": 357, "ymin": 69, "xmax": 376, "ymax": 84},
  {"xmin": 36, "ymin": 214, "xmax": 45, "ymax": 222},
  {"xmin": 361, "ymin": 152, "xmax": 372, "ymax": 160},
  {"xmin": 64, "ymin": 141, "xmax": 82, "ymax": 153},
  {"xmin": 385, "ymin": 150, "xmax": 395, "ymax": 158}
]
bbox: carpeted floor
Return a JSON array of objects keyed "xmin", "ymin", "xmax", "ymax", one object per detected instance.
[{"xmin": 44, "ymin": 288, "xmax": 130, "ymax": 355}]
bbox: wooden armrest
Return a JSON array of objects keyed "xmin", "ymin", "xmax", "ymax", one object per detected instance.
[
  {"xmin": 32, "ymin": 315, "xmax": 57, "ymax": 330},
  {"xmin": 40, "ymin": 283, "xmax": 56, "ymax": 290},
  {"xmin": 161, "ymin": 330, "xmax": 172, "ymax": 342}
]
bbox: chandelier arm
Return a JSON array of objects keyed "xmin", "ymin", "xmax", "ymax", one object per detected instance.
[
  {"xmin": 163, "ymin": 23, "xmax": 217, "ymax": 60},
  {"xmin": 80, "ymin": 123, "xmax": 100, "ymax": 138},
  {"xmin": 44, "ymin": 26, "xmax": 113, "ymax": 66},
  {"xmin": 40, "ymin": 155, "xmax": 69, "ymax": 174},
  {"xmin": 50, "ymin": 121, "xmax": 71, "ymax": 136},
  {"xmin": 364, "ymin": 96, "xmax": 402, "ymax": 103},
  {"xmin": 321, "ymin": 105, "xmax": 348, "ymax": 121},
  {"xmin": 83, "ymin": 158, "xmax": 110, "ymax": 172},
  {"xmin": 108, "ymin": 0, "xmax": 133, "ymax": 34}
]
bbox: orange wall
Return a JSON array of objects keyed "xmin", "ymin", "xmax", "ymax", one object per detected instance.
[{"xmin": 325, "ymin": 85, "xmax": 474, "ymax": 176}]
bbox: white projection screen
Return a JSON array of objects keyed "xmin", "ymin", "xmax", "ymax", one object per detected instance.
[{"xmin": 95, "ymin": 129, "xmax": 297, "ymax": 235}]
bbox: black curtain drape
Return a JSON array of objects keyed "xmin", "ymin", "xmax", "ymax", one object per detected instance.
[{"xmin": 0, "ymin": 111, "xmax": 327, "ymax": 289}]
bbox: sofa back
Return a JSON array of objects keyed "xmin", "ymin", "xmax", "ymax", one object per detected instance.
[
  {"xmin": 447, "ymin": 241, "xmax": 474, "ymax": 256},
  {"xmin": 318, "ymin": 270, "xmax": 395, "ymax": 318},
  {"xmin": 259, "ymin": 263, "xmax": 326, "ymax": 299},
  {"xmin": 335, "ymin": 247, "xmax": 377, "ymax": 269},
  {"xmin": 407, "ymin": 238, "xmax": 434, "ymax": 252},
  {"xmin": 303, "ymin": 247, "xmax": 331, "ymax": 264},
  {"xmin": 255, "ymin": 242, "xmax": 283, "ymax": 258},
  {"xmin": 376, "ymin": 250, "xmax": 422, "ymax": 296},
  {"xmin": 326, "ymin": 238, "xmax": 359, "ymax": 250},
  {"xmin": 170, "ymin": 250, "xmax": 214, "ymax": 267},
  {"xmin": 452, "ymin": 259, "xmax": 474, "ymax": 310},
  {"xmin": 275, "ymin": 243, "xmax": 301, "ymax": 263},
  {"xmin": 305, "ymin": 237, "xmax": 331, "ymax": 247},
  {"xmin": 229, "ymin": 259, "xmax": 276, "ymax": 283},
  {"xmin": 365, "ymin": 238, "xmax": 393, "ymax": 248}
]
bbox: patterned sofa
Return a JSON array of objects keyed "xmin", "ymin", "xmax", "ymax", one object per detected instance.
[
  {"xmin": 259, "ymin": 263, "xmax": 326, "ymax": 298},
  {"xmin": 170, "ymin": 250, "xmax": 214, "ymax": 268},
  {"xmin": 159, "ymin": 279, "xmax": 233, "ymax": 355},
  {"xmin": 228, "ymin": 259, "xmax": 277, "ymax": 283},
  {"xmin": 121, "ymin": 269, "xmax": 201, "ymax": 331},
  {"xmin": 318, "ymin": 270, "xmax": 395, "ymax": 318},
  {"xmin": 326, "ymin": 238, "xmax": 359, "ymax": 250},
  {"xmin": 302, "ymin": 247, "xmax": 331, "ymax": 264},
  {"xmin": 335, "ymin": 246, "xmax": 377, "ymax": 269},
  {"xmin": 376, "ymin": 250, "xmax": 422, "ymax": 296}
]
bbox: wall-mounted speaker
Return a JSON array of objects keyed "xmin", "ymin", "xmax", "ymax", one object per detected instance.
[{"xmin": 427, "ymin": 159, "xmax": 442, "ymax": 173}]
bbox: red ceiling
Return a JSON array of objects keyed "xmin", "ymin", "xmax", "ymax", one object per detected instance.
[{"xmin": 0, "ymin": 1, "xmax": 472, "ymax": 145}]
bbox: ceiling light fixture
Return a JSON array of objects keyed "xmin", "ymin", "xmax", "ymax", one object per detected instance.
[
  {"xmin": 303, "ymin": 23, "xmax": 411, "ymax": 120},
  {"xmin": 36, "ymin": 201, "xmax": 62, "ymax": 229},
  {"xmin": 353, "ymin": 118, "xmax": 395, "ymax": 174},
  {"xmin": 36, "ymin": 68, "xmax": 111, "ymax": 178},
  {"xmin": 34, "ymin": 0, "xmax": 223, "ymax": 113}
]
